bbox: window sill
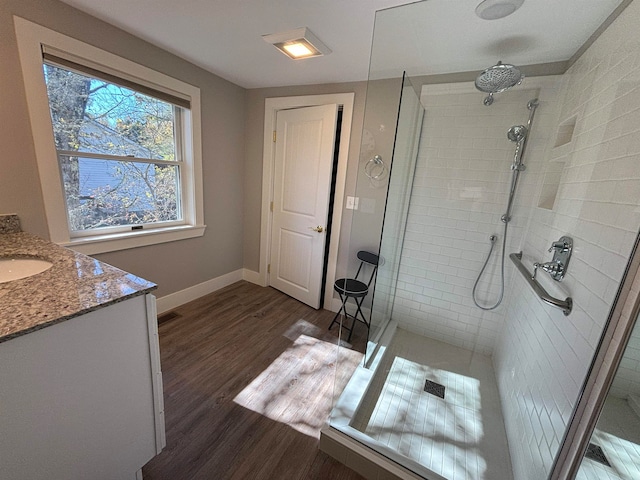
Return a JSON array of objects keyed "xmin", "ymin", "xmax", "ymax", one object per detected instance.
[{"xmin": 61, "ymin": 224, "xmax": 207, "ymax": 255}]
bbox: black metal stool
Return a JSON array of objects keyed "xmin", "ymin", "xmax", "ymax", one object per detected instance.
[{"xmin": 329, "ymin": 250, "xmax": 379, "ymax": 342}]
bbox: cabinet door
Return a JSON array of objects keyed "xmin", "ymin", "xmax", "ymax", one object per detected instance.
[{"xmin": 0, "ymin": 295, "xmax": 162, "ymax": 480}]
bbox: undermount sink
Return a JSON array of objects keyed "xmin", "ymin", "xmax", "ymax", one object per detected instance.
[{"xmin": 0, "ymin": 257, "xmax": 53, "ymax": 283}]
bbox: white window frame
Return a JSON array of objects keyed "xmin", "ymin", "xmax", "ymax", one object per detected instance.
[{"xmin": 14, "ymin": 16, "xmax": 205, "ymax": 254}]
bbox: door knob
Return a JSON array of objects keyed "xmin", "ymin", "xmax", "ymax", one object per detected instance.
[{"xmin": 310, "ymin": 226, "xmax": 324, "ymax": 233}]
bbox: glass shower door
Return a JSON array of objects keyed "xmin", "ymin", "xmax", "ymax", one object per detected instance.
[
  {"xmin": 367, "ymin": 74, "xmax": 424, "ymax": 358},
  {"xmin": 325, "ymin": 72, "xmax": 430, "ymax": 478}
]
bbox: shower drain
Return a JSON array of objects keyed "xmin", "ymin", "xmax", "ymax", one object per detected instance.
[
  {"xmin": 424, "ymin": 379, "xmax": 445, "ymax": 399},
  {"xmin": 585, "ymin": 443, "xmax": 611, "ymax": 467}
]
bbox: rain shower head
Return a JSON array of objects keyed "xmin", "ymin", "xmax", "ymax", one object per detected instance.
[
  {"xmin": 475, "ymin": 61, "xmax": 525, "ymax": 105},
  {"xmin": 507, "ymin": 125, "xmax": 527, "ymax": 142},
  {"xmin": 476, "ymin": 61, "xmax": 524, "ymax": 93}
]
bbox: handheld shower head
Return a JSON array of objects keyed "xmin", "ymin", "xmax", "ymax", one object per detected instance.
[{"xmin": 507, "ymin": 125, "xmax": 527, "ymax": 143}]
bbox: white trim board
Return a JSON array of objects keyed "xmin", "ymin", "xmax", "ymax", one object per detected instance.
[
  {"xmin": 242, "ymin": 268, "xmax": 261, "ymax": 286},
  {"xmin": 156, "ymin": 269, "xmax": 246, "ymax": 314},
  {"xmin": 260, "ymin": 93, "xmax": 355, "ymax": 311},
  {"xmin": 156, "ymin": 266, "xmax": 337, "ymax": 317}
]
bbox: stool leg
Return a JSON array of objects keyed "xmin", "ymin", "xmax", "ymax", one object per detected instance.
[
  {"xmin": 328, "ymin": 310, "xmax": 341, "ymax": 331},
  {"xmin": 347, "ymin": 306, "xmax": 357, "ymax": 342},
  {"xmin": 354, "ymin": 297, "xmax": 368, "ymax": 326},
  {"xmin": 359, "ymin": 298, "xmax": 371, "ymax": 346},
  {"xmin": 364, "ymin": 312, "xmax": 370, "ymax": 353},
  {"xmin": 329, "ymin": 292, "xmax": 348, "ymax": 331},
  {"xmin": 348, "ymin": 296, "xmax": 370, "ymax": 343}
]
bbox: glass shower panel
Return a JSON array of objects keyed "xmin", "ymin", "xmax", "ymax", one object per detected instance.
[
  {"xmin": 368, "ymin": 75, "xmax": 424, "ymax": 355},
  {"xmin": 576, "ymin": 308, "xmax": 640, "ymax": 480},
  {"xmin": 341, "ymin": 77, "xmax": 403, "ymax": 337},
  {"xmin": 345, "ymin": 77, "xmax": 403, "ymax": 272},
  {"xmin": 327, "ymin": 72, "xmax": 424, "ymax": 443},
  {"xmin": 327, "ymin": 74, "xmax": 403, "ymax": 425}
]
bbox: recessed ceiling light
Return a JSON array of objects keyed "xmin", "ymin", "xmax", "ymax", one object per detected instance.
[
  {"xmin": 476, "ymin": 0, "xmax": 524, "ymax": 20},
  {"xmin": 262, "ymin": 27, "xmax": 331, "ymax": 60}
]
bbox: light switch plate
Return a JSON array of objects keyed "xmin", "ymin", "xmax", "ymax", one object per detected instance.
[{"xmin": 346, "ymin": 196, "xmax": 359, "ymax": 210}]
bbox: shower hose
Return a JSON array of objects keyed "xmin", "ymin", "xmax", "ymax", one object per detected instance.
[
  {"xmin": 471, "ymin": 98, "xmax": 538, "ymax": 311},
  {"xmin": 472, "ymin": 223, "xmax": 509, "ymax": 311}
]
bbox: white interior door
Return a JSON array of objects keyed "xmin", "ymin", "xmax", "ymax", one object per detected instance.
[{"xmin": 269, "ymin": 104, "xmax": 338, "ymax": 308}]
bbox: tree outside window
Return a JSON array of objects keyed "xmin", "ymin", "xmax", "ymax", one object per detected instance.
[{"xmin": 43, "ymin": 62, "xmax": 184, "ymax": 233}]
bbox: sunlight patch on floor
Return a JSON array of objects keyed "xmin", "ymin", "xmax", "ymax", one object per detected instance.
[{"xmin": 233, "ymin": 333, "xmax": 361, "ymax": 438}]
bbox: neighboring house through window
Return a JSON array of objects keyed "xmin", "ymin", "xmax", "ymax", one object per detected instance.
[{"xmin": 14, "ymin": 17, "xmax": 205, "ymax": 254}]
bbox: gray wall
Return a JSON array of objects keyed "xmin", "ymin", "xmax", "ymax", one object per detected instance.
[{"xmin": 0, "ymin": 0, "xmax": 246, "ymax": 297}]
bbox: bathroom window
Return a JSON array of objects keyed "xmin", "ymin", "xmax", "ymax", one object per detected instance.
[
  {"xmin": 43, "ymin": 57, "xmax": 186, "ymax": 235},
  {"xmin": 14, "ymin": 17, "xmax": 205, "ymax": 254}
]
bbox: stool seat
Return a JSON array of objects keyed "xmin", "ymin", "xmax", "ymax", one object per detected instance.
[{"xmin": 334, "ymin": 278, "xmax": 368, "ymax": 297}]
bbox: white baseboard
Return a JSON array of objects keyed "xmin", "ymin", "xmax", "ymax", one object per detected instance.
[
  {"xmin": 242, "ymin": 268, "xmax": 262, "ymax": 285},
  {"xmin": 156, "ymin": 268, "xmax": 264, "ymax": 314},
  {"xmin": 156, "ymin": 269, "xmax": 243, "ymax": 314}
]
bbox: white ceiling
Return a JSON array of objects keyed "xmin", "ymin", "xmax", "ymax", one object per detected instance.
[
  {"xmin": 369, "ymin": 0, "xmax": 625, "ymax": 80},
  {"xmin": 58, "ymin": 0, "xmax": 625, "ymax": 89}
]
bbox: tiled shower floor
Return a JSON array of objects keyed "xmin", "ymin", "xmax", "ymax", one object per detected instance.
[
  {"xmin": 577, "ymin": 395, "xmax": 640, "ymax": 480},
  {"xmin": 350, "ymin": 329, "xmax": 513, "ymax": 480}
]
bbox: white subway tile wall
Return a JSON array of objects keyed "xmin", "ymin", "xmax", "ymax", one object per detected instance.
[
  {"xmin": 494, "ymin": 2, "xmax": 640, "ymax": 479},
  {"xmin": 392, "ymin": 80, "xmax": 559, "ymax": 355}
]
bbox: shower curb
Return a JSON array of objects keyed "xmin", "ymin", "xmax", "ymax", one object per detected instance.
[{"xmin": 320, "ymin": 426, "xmax": 439, "ymax": 480}]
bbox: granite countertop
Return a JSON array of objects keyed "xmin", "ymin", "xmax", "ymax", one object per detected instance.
[{"xmin": 0, "ymin": 231, "xmax": 157, "ymax": 343}]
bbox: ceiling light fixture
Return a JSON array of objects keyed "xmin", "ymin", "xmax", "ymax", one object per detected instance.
[
  {"xmin": 475, "ymin": 0, "xmax": 524, "ymax": 20},
  {"xmin": 262, "ymin": 27, "xmax": 331, "ymax": 60}
]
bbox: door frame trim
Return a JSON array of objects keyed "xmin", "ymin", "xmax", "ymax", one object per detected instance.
[{"xmin": 259, "ymin": 93, "xmax": 354, "ymax": 310}]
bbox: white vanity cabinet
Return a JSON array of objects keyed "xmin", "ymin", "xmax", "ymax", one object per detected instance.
[{"xmin": 0, "ymin": 294, "xmax": 165, "ymax": 480}]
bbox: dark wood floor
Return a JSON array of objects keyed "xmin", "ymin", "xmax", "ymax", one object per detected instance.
[{"xmin": 143, "ymin": 281, "xmax": 367, "ymax": 480}]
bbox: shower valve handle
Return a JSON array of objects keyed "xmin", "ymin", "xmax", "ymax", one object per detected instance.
[
  {"xmin": 549, "ymin": 241, "xmax": 570, "ymax": 253},
  {"xmin": 533, "ymin": 261, "xmax": 563, "ymax": 280}
]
